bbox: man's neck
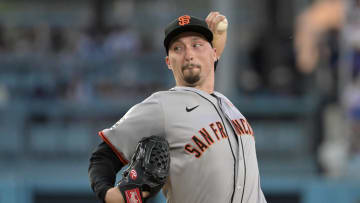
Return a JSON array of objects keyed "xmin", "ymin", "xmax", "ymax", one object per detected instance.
[
  {"xmin": 194, "ymin": 85, "xmax": 214, "ymax": 94},
  {"xmin": 177, "ymin": 84, "xmax": 214, "ymax": 94},
  {"xmin": 175, "ymin": 76, "xmax": 215, "ymax": 94}
]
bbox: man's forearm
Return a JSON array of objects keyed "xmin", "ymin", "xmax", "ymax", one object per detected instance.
[
  {"xmin": 205, "ymin": 11, "xmax": 228, "ymax": 60},
  {"xmin": 88, "ymin": 141, "xmax": 124, "ymax": 202}
]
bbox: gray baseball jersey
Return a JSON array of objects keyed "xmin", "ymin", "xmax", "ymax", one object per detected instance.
[{"xmin": 99, "ymin": 86, "xmax": 267, "ymax": 203}]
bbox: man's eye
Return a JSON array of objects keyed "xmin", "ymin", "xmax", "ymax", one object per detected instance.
[
  {"xmin": 174, "ymin": 46, "xmax": 182, "ymax": 51},
  {"xmin": 193, "ymin": 43, "xmax": 202, "ymax": 47}
]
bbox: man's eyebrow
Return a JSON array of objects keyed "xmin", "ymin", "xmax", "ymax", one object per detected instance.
[
  {"xmin": 191, "ymin": 36, "xmax": 204, "ymax": 41},
  {"xmin": 170, "ymin": 40, "xmax": 182, "ymax": 47},
  {"xmin": 170, "ymin": 36, "xmax": 206, "ymax": 46}
]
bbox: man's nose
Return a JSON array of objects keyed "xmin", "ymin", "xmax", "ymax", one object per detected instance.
[{"xmin": 184, "ymin": 47, "xmax": 194, "ymax": 61}]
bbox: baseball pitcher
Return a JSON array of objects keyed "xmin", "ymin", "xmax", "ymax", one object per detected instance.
[{"xmin": 88, "ymin": 11, "xmax": 267, "ymax": 203}]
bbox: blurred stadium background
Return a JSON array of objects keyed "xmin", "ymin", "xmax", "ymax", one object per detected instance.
[{"xmin": 0, "ymin": 0, "xmax": 359, "ymax": 202}]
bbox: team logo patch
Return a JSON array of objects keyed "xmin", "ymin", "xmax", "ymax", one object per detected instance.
[
  {"xmin": 125, "ymin": 188, "xmax": 142, "ymax": 203},
  {"xmin": 178, "ymin": 15, "xmax": 191, "ymax": 26},
  {"xmin": 130, "ymin": 169, "xmax": 137, "ymax": 180}
]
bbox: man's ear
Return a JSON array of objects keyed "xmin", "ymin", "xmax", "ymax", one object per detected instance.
[
  {"xmin": 213, "ymin": 47, "xmax": 218, "ymax": 62},
  {"xmin": 165, "ymin": 56, "xmax": 172, "ymax": 70}
]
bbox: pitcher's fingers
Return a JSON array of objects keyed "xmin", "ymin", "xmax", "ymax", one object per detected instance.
[
  {"xmin": 214, "ymin": 15, "xmax": 226, "ymax": 26},
  {"xmin": 206, "ymin": 11, "xmax": 220, "ymax": 31},
  {"xmin": 206, "ymin": 11, "xmax": 218, "ymax": 24}
]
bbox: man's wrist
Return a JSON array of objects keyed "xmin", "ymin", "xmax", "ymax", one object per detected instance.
[{"xmin": 104, "ymin": 187, "xmax": 125, "ymax": 203}]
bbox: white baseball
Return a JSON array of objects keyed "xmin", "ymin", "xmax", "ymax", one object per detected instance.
[{"xmin": 217, "ymin": 18, "xmax": 228, "ymax": 32}]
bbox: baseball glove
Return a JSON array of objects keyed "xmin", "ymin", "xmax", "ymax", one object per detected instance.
[{"xmin": 117, "ymin": 136, "xmax": 170, "ymax": 203}]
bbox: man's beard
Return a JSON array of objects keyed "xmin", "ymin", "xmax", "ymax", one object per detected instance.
[{"xmin": 182, "ymin": 63, "xmax": 201, "ymax": 85}]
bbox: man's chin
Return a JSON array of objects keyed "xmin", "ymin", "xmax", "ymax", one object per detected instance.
[{"xmin": 184, "ymin": 75, "xmax": 200, "ymax": 84}]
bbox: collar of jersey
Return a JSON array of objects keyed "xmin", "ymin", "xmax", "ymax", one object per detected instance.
[{"xmin": 171, "ymin": 86, "xmax": 221, "ymax": 103}]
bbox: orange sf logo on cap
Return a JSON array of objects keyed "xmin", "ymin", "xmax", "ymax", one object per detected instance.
[{"xmin": 178, "ymin": 15, "xmax": 191, "ymax": 26}]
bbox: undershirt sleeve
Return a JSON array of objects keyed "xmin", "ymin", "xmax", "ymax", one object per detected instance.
[{"xmin": 88, "ymin": 141, "xmax": 124, "ymax": 202}]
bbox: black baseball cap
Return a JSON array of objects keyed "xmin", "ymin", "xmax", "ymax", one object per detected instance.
[{"xmin": 164, "ymin": 15, "xmax": 213, "ymax": 54}]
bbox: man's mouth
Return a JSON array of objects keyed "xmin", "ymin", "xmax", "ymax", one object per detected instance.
[{"xmin": 182, "ymin": 63, "xmax": 200, "ymax": 71}]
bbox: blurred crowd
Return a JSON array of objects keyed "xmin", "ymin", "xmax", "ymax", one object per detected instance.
[
  {"xmin": 0, "ymin": 1, "xmax": 359, "ymax": 202},
  {"xmin": 294, "ymin": 0, "xmax": 360, "ymax": 178},
  {"xmin": 0, "ymin": 23, "xmax": 146, "ymax": 58},
  {"xmin": 0, "ymin": 0, "xmax": 359, "ymax": 179},
  {"xmin": 0, "ymin": 21, "xmax": 166, "ymax": 106}
]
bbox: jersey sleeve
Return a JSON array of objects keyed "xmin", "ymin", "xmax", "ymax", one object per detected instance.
[{"xmin": 99, "ymin": 93, "xmax": 165, "ymax": 165}]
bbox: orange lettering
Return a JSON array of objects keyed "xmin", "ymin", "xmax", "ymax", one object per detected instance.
[
  {"xmin": 240, "ymin": 119, "xmax": 249, "ymax": 134},
  {"xmin": 232, "ymin": 119, "xmax": 245, "ymax": 136},
  {"xmin": 246, "ymin": 120, "xmax": 254, "ymax": 136},
  {"xmin": 185, "ymin": 144, "xmax": 202, "ymax": 158},
  {"xmin": 216, "ymin": 122, "xmax": 228, "ymax": 138},
  {"xmin": 210, "ymin": 123, "xmax": 220, "ymax": 140},
  {"xmin": 192, "ymin": 135, "xmax": 208, "ymax": 152},
  {"xmin": 199, "ymin": 128, "xmax": 214, "ymax": 145}
]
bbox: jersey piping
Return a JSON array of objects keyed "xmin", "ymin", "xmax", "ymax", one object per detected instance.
[
  {"xmin": 216, "ymin": 95, "xmax": 247, "ymax": 203},
  {"xmin": 181, "ymin": 89, "xmax": 237, "ymax": 203},
  {"xmin": 99, "ymin": 131, "xmax": 129, "ymax": 165}
]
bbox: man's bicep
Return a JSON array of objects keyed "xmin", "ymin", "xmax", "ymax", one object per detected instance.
[{"xmin": 89, "ymin": 141, "xmax": 125, "ymax": 171}]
